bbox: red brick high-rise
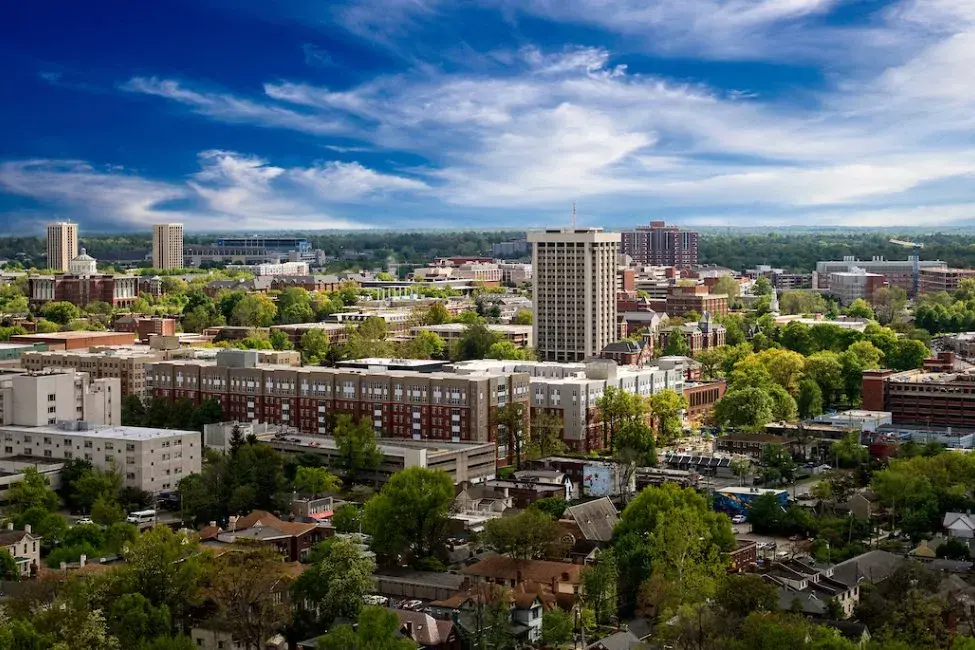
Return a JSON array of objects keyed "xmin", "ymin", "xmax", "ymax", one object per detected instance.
[{"xmin": 621, "ymin": 221, "xmax": 699, "ymax": 268}]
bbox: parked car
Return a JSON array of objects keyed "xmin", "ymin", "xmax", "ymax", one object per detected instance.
[
  {"xmin": 731, "ymin": 515, "xmax": 747, "ymax": 525},
  {"xmin": 75, "ymin": 516, "xmax": 93, "ymax": 525}
]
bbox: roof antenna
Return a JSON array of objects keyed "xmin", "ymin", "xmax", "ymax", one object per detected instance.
[{"xmin": 571, "ymin": 201, "xmax": 577, "ymax": 229}]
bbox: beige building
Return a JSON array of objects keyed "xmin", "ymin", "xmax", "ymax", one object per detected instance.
[
  {"xmin": 22, "ymin": 348, "xmax": 162, "ymax": 397},
  {"xmin": 528, "ymin": 228, "xmax": 620, "ymax": 362},
  {"xmin": 152, "ymin": 223, "xmax": 184, "ymax": 270},
  {"xmin": 0, "ymin": 370, "xmax": 120, "ymax": 427},
  {"xmin": 0, "ymin": 523, "xmax": 42, "ymax": 577},
  {"xmin": 46, "ymin": 222, "xmax": 79, "ymax": 272},
  {"xmin": 0, "ymin": 422, "xmax": 201, "ymax": 493}
]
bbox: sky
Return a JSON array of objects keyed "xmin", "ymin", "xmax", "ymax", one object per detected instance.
[{"xmin": 1, "ymin": 0, "xmax": 975, "ymax": 233}]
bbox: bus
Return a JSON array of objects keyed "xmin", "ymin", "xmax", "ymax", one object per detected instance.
[{"xmin": 126, "ymin": 509, "xmax": 157, "ymax": 525}]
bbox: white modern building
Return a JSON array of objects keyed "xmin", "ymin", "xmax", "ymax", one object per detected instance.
[
  {"xmin": 152, "ymin": 223, "xmax": 184, "ymax": 270},
  {"xmin": 0, "ymin": 422, "xmax": 201, "ymax": 493},
  {"xmin": 254, "ymin": 261, "xmax": 310, "ymax": 276},
  {"xmin": 528, "ymin": 228, "xmax": 620, "ymax": 362},
  {"xmin": 0, "ymin": 370, "xmax": 121, "ymax": 427},
  {"xmin": 46, "ymin": 222, "xmax": 78, "ymax": 272}
]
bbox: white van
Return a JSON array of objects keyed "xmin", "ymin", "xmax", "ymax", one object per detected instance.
[{"xmin": 126, "ymin": 509, "xmax": 157, "ymax": 525}]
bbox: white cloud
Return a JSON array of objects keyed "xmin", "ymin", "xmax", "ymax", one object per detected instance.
[{"xmin": 292, "ymin": 161, "xmax": 429, "ymax": 201}]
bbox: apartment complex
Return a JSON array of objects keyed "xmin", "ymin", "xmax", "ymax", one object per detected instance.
[
  {"xmin": 270, "ymin": 436, "xmax": 497, "ymax": 485},
  {"xmin": 828, "ymin": 268, "xmax": 886, "ymax": 305},
  {"xmin": 452, "ymin": 359, "xmax": 684, "ymax": 452},
  {"xmin": 22, "ymin": 348, "xmax": 161, "ymax": 397},
  {"xmin": 665, "ymin": 284, "xmax": 729, "ymax": 317},
  {"xmin": 863, "ymin": 368, "xmax": 975, "ymax": 427},
  {"xmin": 0, "ymin": 370, "xmax": 120, "ymax": 427},
  {"xmin": 46, "ymin": 222, "xmax": 78, "ymax": 272},
  {"xmin": 152, "ymin": 223, "xmax": 184, "ymax": 270},
  {"xmin": 620, "ymin": 221, "xmax": 699, "ymax": 268},
  {"xmin": 145, "ymin": 350, "xmax": 530, "ymax": 454},
  {"xmin": 919, "ymin": 267, "xmax": 975, "ymax": 295},
  {"xmin": 528, "ymin": 228, "xmax": 619, "ymax": 362},
  {"xmin": 816, "ymin": 256, "xmax": 946, "ymax": 293},
  {"xmin": 0, "ymin": 422, "xmax": 200, "ymax": 493}
]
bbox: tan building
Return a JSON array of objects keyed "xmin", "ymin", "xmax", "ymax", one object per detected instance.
[
  {"xmin": 145, "ymin": 350, "xmax": 530, "ymax": 463},
  {"xmin": 0, "ymin": 523, "xmax": 41, "ymax": 577},
  {"xmin": 528, "ymin": 228, "xmax": 620, "ymax": 362},
  {"xmin": 152, "ymin": 223, "xmax": 184, "ymax": 270},
  {"xmin": 919, "ymin": 267, "xmax": 975, "ymax": 295},
  {"xmin": 0, "ymin": 370, "xmax": 120, "ymax": 427},
  {"xmin": 0, "ymin": 422, "xmax": 201, "ymax": 493},
  {"xmin": 22, "ymin": 348, "xmax": 161, "ymax": 397},
  {"xmin": 46, "ymin": 222, "xmax": 78, "ymax": 272}
]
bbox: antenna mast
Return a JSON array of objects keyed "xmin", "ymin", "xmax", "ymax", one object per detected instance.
[{"xmin": 571, "ymin": 201, "xmax": 577, "ymax": 229}]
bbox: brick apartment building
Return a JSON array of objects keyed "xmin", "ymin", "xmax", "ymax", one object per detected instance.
[
  {"xmin": 114, "ymin": 317, "xmax": 178, "ymax": 343},
  {"xmin": 621, "ymin": 221, "xmax": 699, "ymax": 268},
  {"xmin": 684, "ymin": 380, "xmax": 726, "ymax": 423},
  {"xmin": 862, "ymin": 367, "xmax": 975, "ymax": 427},
  {"xmin": 146, "ymin": 350, "xmax": 530, "ymax": 460},
  {"xmin": 665, "ymin": 284, "xmax": 729, "ymax": 317},
  {"xmin": 22, "ymin": 348, "xmax": 161, "ymax": 397},
  {"xmin": 11, "ymin": 331, "xmax": 137, "ymax": 351}
]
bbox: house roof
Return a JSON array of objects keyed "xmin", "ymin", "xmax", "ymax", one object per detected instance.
[
  {"xmin": 587, "ymin": 630, "xmax": 641, "ymax": 650},
  {"xmin": 460, "ymin": 556, "xmax": 583, "ymax": 584},
  {"xmin": 395, "ymin": 609, "xmax": 455, "ymax": 646},
  {"xmin": 602, "ymin": 340, "xmax": 643, "ymax": 354},
  {"xmin": 0, "ymin": 530, "xmax": 37, "ymax": 547},
  {"xmin": 231, "ymin": 510, "xmax": 318, "ymax": 537},
  {"xmin": 944, "ymin": 512, "xmax": 975, "ymax": 534},
  {"xmin": 564, "ymin": 498, "xmax": 619, "ymax": 543},
  {"xmin": 832, "ymin": 550, "xmax": 905, "ymax": 587}
]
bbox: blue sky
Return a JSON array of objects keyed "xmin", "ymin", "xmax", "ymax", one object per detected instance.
[{"xmin": 1, "ymin": 0, "xmax": 974, "ymax": 233}]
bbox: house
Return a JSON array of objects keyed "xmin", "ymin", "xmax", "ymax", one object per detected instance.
[
  {"xmin": 202, "ymin": 510, "xmax": 331, "ymax": 562},
  {"xmin": 831, "ymin": 550, "xmax": 906, "ymax": 588},
  {"xmin": 394, "ymin": 609, "xmax": 461, "ymax": 650},
  {"xmin": 0, "ymin": 523, "xmax": 41, "ymax": 578},
  {"xmin": 460, "ymin": 556, "xmax": 583, "ymax": 601},
  {"xmin": 429, "ymin": 582, "xmax": 549, "ymax": 647},
  {"xmin": 765, "ymin": 559, "xmax": 860, "ymax": 618},
  {"xmin": 727, "ymin": 539, "xmax": 758, "ymax": 573},
  {"xmin": 587, "ymin": 630, "xmax": 642, "ymax": 650},
  {"xmin": 944, "ymin": 512, "xmax": 975, "ymax": 539},
  {"xmin": 600, "ymin": 340, "xmax": 654, "ymax": 367},
  {"xmin": 561, "ymin": 497, "xmax": 619, "ymax": 545},
  {"xmin": 190, "ymin": 626, "xmax": 285, "ymax": 650},
  {"xmin": 847, "ymin": 491, "xmax": 882, "ymax": 519}
]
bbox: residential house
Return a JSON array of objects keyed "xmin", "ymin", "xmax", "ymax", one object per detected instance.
[
  {"xmin": 202, "ymin": 510, "xmax": 331, "ymax": 562},
  {"xmin": 765, "ymin": 559, "xmax": 859, "ymax": 618},
  {"xmin": 847, "ymin": 491, "xmax": 882, "ymax": 520},
  {"xmin": 944, "ymin": 512, "xmax": 975, "ymax": 539},
  {"xmin": 587, "ymin": 630, "xmax": 642, "ymax": 650},
  {"xmin": 394, "ymin": 609, "xmax": 461, "ymax": 650},
  {"xmin": 428, "ymin": 583, "xmax": 549, "ymax": 647},
  {"xmin": 0, "ymin": 523, "xmax": 40, "ymax": 577},
  {"xmin": 831, "ymin": 550, "xmax": 906, "ymax": 588},
  {"xmin": 561, "ymin": 497, "xmax": 619, "ymax": 546}
]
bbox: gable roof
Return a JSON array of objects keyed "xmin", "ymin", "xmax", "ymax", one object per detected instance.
[
  {"xmin": 944, "ymin": 512, "xmax": 975, "ymax": 533},
  {"xmin": 231, "ymin": 510, "xmax": 318, "ymax": 537},
  {"xmin": 0, "ymin": 530, "xmax": 38, "ymax": 547},
  {"xmin": 832, "ymin": 550, "xmax": 905, "ymax": 587},
  {"xmin": 564, "ymin": 498, "xmax": 619, "ymax": 542},
  {"xmin": 395, "ymin": 609, "xmax": 454, "ymax": 646},
  {"xmin": 587, "ymin": 630, "xmax": 641, "ymax": 650},
  {"xmin": 461, "ymin": 556, "xmax": 583, "ymax": 585}
]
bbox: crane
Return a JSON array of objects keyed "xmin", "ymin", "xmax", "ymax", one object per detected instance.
[{"xmin": 889, "ymin": 238, "xmax": 924, "ymax": 297}]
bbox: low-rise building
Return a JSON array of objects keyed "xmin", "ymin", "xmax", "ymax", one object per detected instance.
[
  {"xmin": 665, "ymin": 284, "xmax": 729, "ymax": 317},
  {"xmin": 0, "ymin": 422, "xmax": 201, "ymax": 493},
  {"xmin": 657, "ymin": 314, "xmax": 726, "ymax": 354},
  {"xmin": 203, "ymin": 510, "xmax": 330, "ymax": 562},
  {"xmin": 28, "ymin": 250, "xmax": 139, "ymax": 309},
  {"xmin": 766, "ymin": 559, "xmax": 859, "ymax": 618},
  {"xmin": 113, "ymin": 316, "xmax": 177, "ymax": 343},
  {"xmin": 412, "ymin": 324, "xmax": 533, "ymax": 349},
  {"xmin": 862, "ymin": 368, "xmax": 975, "ymax": 427},
  {"xmin": 11, "ymin": 330, "xmax": 137, "ymax": 351},
  {"xmin": 716, "ymin": 433, "xmax": 798, "ymax": 459},
  {"xmin": 828, "ymin": 268, "xmax": 886, "ymax": 305},
  {"xmin": 0, "ymin": 523, "xmax": 41, "ymax": 577},
  {"xmin": 684, "ymin": 380, "xmax": 726, "ymax": 423}
]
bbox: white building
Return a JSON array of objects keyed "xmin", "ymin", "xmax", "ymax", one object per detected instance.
[
  {"xmin": 0, "ymin": 370, "xmax": 120, "ymax": 427},
  {"xmin": 0, "ymin": 423, "xmax": 201, "ymax": 493},
  {"xmin": 152, "ymin": 223, "xmax": 184, "ymax": 270},
  {"xmin": 528, "ymin": 228, "xmax": 620, "ymax": 362},
  {"xmin": 0, "ymin": 523, "xmax": 42, "ymax": 577},
  {"xmin": 498, "ymin": 262, "xmax": 532, "ymax": 285},
  {"xmin": 46, "ymin": 222, "xmax": 78, "ymax": 272},
  {"xmin": 254, "ymin": 261, "xmax": 310, "ymax": 276},
  {"xmin": 67, "ymin": 249, "xmax": 97, "ymax": 276},
  {"xmin": 828, "ymin": 267, "xmax": 885, "ymax": 305}
]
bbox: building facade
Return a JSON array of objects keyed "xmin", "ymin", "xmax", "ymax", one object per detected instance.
[
  {"xmin": 919, "ymin": 267, "xmax": 975, "ymax": 295},
  {"xmin": 863, "ymin": 368, "xmax": 975, "ymax": 427},
  {"xmin": 665, "ymin": 284, "xmax": 729, "ymax": 317},
  {"xmin": 152, "ymin": 223, "xmax": 184, "ymax": 270},
  {"xmin": 816, "ymin": 257, "xmax": 946, "ymax": 293},
  {"xmin": 0, "ymin": 370, "xmax": 120, "ymax": 427},
  {"xmin": 529, "ymin": 228, "xmax": 619, "ymax": 362},
  {"xmin": 0, "ymin": 422, "xmax": 201, "ymax": 493},
  {"xmin": 828, "ymin": 268, "xmax": 886, "ymax": 305},
  {"xmin": 620, "ymin": 221, "xmax": 699, "ymax": 268},
  {"xmin": 22, "ymin": 348, "xmax": 161, "ymax": 397},
  {"xmin": 46, "ymin": 222, "xmax": 78, "ymax": 272}
]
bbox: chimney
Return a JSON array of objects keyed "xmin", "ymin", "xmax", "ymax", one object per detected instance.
[
  {"xmin": 209, "ymin": 521, "xmax": 217, "ymax": 528},
  {"xmin": 24, "ymin": 524, "xmax": 31, "ymax": 534},
  {"xmin": 79, "ymin": 554, "xmax": 86, "ymax": 567},
  {"xmin": 6, "ymin": 522, "xmax": 13, "ymax": 531},
  {"xmin": 60, "ymin": 562, "xmax": 67, "ymax": 571}
]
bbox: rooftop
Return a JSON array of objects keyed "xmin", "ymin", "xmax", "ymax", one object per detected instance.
[
  {"xmin": 272, "ymin": 434, "xmax": 495, "ymax": 455},
  {"xmin": 12, "ymin": 331, "xmax": 137, "ymax": 341},
  {"xmin": 0, "ymin": 423, "xmax": 199, "ymax": 441}
]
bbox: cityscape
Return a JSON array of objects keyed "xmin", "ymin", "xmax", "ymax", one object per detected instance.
[{"xmin": 3, "ymin": 1, "xmax": 975, "ymax": 649}]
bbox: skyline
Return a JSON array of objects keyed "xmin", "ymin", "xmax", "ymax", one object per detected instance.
[{"xmin": 1, "ymin": 1, "xmax": 974, "ymax": 233}]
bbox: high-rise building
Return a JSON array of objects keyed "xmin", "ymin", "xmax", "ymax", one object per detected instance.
[
  {"xmin": 621, "ymin": 221, "xmax": 699, "ymax": 267},
  {"xmin": 152, "ymin": 223, "xmax": 184, "ymax": 270},
  {"xmin": 46, "ymin": 222, "xmax": 78, "ymax": 272},
  {"xmin": 528, "ymin": 228, "xmax": 620, "ymax": 362}
]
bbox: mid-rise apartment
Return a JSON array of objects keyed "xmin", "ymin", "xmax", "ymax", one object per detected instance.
[
  {"xmin": 0, "ymin": 369, "xmax": 120, "ymax": 426},
  {"xmin": 620, "ymin": 221, "xmax": 699, "ymax": 268},
  {"xmin": 919, "ymin": 267, "xmax": 975, "ymax": 295},
  {"xmin": 452, "ymin": 359, "xmax": 684, "ymax": 452},
  {"xmin": 46, "ymin": 222, "xmax": 78, "ymax": 272},
  {"xmin": 145, "ymin": 351, "xmax": 530, "ymax": 460},
  {"xmin": 152, "ymin": 223, "xmax": 184, "ymax": 270},
  {"xmin": 0, "ymin": 422, "xmax": 200, "ymax": 493},
  {"xmin": 529, "ymin": 228, "xmax": 619, "ymax": 362},
  {"xmin": 863, "ymin": 368, "xmax": 975, "ymax": 427},
  {"xmin": 22, "ymin": 348, "xmax": 162, "ymax": 397}
]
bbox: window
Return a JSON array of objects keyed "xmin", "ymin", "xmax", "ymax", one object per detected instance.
[
  {"xmin": 3, "ymin": 446, "xmax": 11, "ymax": 454},
  {"xmin": 83, "ymin": 441, "xmax": 93, "ymax": 449},
  {"xmin": 126, "ymin": 443, "xmax": 135, "ymax": 452},
  {"xmin": 48, "ymin": 394, "xmax": 56, "ymax": 402}
]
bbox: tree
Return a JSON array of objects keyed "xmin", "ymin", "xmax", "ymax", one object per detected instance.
[
  {"xmin": 33, "ymin": 318, "xmax": 60, "ymax": 333},
  {"xmin": 418, "ymin": 301, "xmax": 451, "ymax": 326},
  {"xmin": 831, "ymin": 432, "xmax": 867, "ymax": 468},
  {"xmin": 333, "ymin": 415, "xmax": 383, "ymax": 482},
  {"xmin": 731, "ymin": 457, "xmax": 752, "ymax": 486},
  {"xmin": 294, "ymin": 466, "xmax": 342, "ymax": 496},
  {"xmin": 91, "ymin": 495, "xmax": 126, "ymax": 525},
  {"xmin": 364, "ymin": 467, "xmax": 454, "ymax": 564},
  {"xmin": 7, "ymin": 467, "xmax": 59, "ymax": 514},
  {"xmin": 541, "ymin": 608, "xmax": 573, "ymax": 647},
  {"xmin": 108, "ymin": 593, "xmax": 172, "ymax": 649},
  {"xmin": 40, "ymin": 301, "xmax": 81, "ymax": 325},
  {"xmin": 716, "ymin": 573, "xmax": 777, "ymax": 621},
  {"xmin": 752, "ymin": 276, "xmax": 773, "ymax": 296},
  {"xmin": 845, "ymin": 298, "xmax": 874, "ymax": 320},
  {"xmin": 797, "ymin": 378, "xmax": 824, "ymax": 419},
  {"xmin": 400, "ymin": 330, "xmax": 446, "ymax": 360},
  {"xmin": 316, "ymin": 607, "xmax": 417, "ymax": 650},
  {"xmin": 483, "ymin": 508, "xmax": 566, "ymax": 560},
  {"xmin": 298, "ymin": 328, "xmax": 330, "ymax": 364},
  {"xmin": 936, "ymin": 537, "xmax": 971, "ymax": 560},
  {"xmin": 232, "ymin": 293, "xmax": 276, "ymax": 327},
  {"xmin": 74, "ymin": 467, "xmax": 123, "ymax": 513},
  {"xmin": 713, "ymin": 275, "xmax": 740, "ymax": 300},
  {"xmin": 887, "ymin": 339, "xmax": 929, "ymax": 371},
  {"xmin": 294, "ymin": 537, "xmax": 377, "ymax": 626},
  {"xmin": 512, "ymin": 309, "xmax": 532, "ymax": 325},
  {"xmin": 615, "ymin": 420, "xmax": 657, "ymax": 468},
  {"xmin": 664, "ymin": 332, "xmax": 692, "ymax": 357},
  {"xmin": 276, "ymin": 287, "xmax": 315, "ymax": 324},
  {"xmin": 268, "ymin": 329, "xmax": 294, "ymax": 351},
  {"xmin": 714, "ymin": 388, "xmax": 775, "ymax": 432},
  {"xmin": 121, "ymin": 527, "xmax": 205, "ymax": 629},
  {"xmin": 454, "ymin": 322, "xmax": 498, "ymax": 360},
  {"xmin": 532, "ymin": 497, "xmax": 568, "ymax": 520},
  {"xmin": 331, "ymin": 503, "xmax": 363, "ymax": 533},
  {"xmin": 121, "ymin": 395, "xmax": 147, "ymax": 427},
  {"xmin": 804, "ymin": 351, "xmax": 844, "ymax": 406},
  {"xmin": 648, "ymin": 389, "xmax": 687, "ymax": 444},
  {"xmin": 526, "ymin": 410, "xmax": 567, "ymax": 461},
  {"xmin": 486, "ymin": 340, "xmax": 530, "ymax": 360},
  {"xmin": 582, "ymin": 550, "xmax": 619, "ymax": 625},
  {"xmin": 493, "ymin": 402, "xmax": 528, "ymax": 469},
  {"xmin": 760, "ymin": 445, "xmax": 797, "ymax": 486},
  {"xmin": 0, "ymin": 548, "xmax": 19, "ymax": 581},
  {"xmin": 209, "ymin": 547, "xmax": 293, "ymax": 650}
]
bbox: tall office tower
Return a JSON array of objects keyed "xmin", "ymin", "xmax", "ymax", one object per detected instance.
[
  {"xmin": 152, "ymin": 223, "xmax": 184, "ymax": 270},
  {"xmin": 46, "ymin": 222, "xmax": 78, "ymax": 272},
  {"xmin": 528, "ymin": 228, "xmax": 620, "ymax": 362},
  {"xmin": 620, "ymin": 220, "xmax": 699, "ymax": 267}
]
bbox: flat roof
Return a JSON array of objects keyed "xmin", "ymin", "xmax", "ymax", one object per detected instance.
[
  {"xmin": 12, "ymin": 331, "xmax": 135, "ymax": 341},
  {"xmin": 271, "ymin": 434, "xmax": 495, "ymax": 455},
  {"xmin": 0, "ymin": 424, "xmax": 199, "ymax": 441}
]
